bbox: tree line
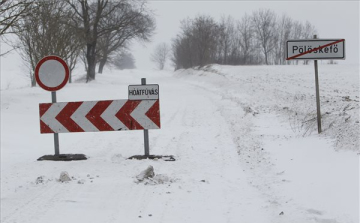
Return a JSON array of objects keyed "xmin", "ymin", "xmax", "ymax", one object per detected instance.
[
  {"xmin": 0, "ymin": 0, "xmax": 155, "ymax": 86},
  {"xmin": 1, "ymin": 2, "xmax": 319, "ymax": 83},
  {"xmin": 172, "ymin": 9, "xmax": 317, "ymax": 70}
]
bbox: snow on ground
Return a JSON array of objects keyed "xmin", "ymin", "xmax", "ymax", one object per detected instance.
[
  {"xmin": 1, "ymin": 61, "xmax": 359, "ymax": 223},
  {"xmin": 176, "ymin": 64, "xmax": 359, "ymax": 152}
]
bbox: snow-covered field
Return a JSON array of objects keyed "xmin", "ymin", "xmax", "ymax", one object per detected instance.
[{"xmin": 1, "ymin": 60, "xmax": 359, "ymax": 223}]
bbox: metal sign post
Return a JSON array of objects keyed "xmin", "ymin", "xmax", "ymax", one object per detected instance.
[
  {"xmin": 51, "ymin": 91, "xmax": 60, "ymax": 155},
  {"xmin": 313, "ymin": 35, "xmax": 322, "ymax": 133},
  {"xmin": 142, "ymin": 78, "xmax": 150, "ymax": 156},
  {"xmin": 35, "ymin": 56, "xmax": 69, "ymax": 156},
  {"xmin": 126, "ymin": 79, "xmax": 171, "ymax": 160}
]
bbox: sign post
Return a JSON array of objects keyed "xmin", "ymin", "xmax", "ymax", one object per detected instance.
[
  {"xmin": 51, "ymin": 92, "xmax": 60, "ymax": 155},
  {"xmin": 128, "ymin": 79, "xmax": 160, "ymax": 156},
  {"xmin": 127, "ymin": 79, "xmax": 174, "ymax": 161},
  {"xmin": 35, "ymin": 55, "xmax": 69, "ymax": 156},
  {"xmin": 286, "ymin": 38, "xmax": 345, "ymax": 134},
  {"xmin": 141, "ymin": 78, "xmax": 150, "ymax": 156},
  {"xmin": 313, "ymin": 35, "xmax": 322, "ymax": 133}
]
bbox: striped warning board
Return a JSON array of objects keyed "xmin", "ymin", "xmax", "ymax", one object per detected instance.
[{"xmin": 39, "ymin": 100, "xmax": 160, "ymax": 133}]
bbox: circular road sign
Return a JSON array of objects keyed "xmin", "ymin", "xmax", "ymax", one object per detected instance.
[{"xmin": 35, "ymin": 56, "xmax": 69, "ymax": 91}]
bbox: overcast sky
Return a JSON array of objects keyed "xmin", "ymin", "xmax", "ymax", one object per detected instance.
[{"xmin": 132, "ymin": 0, "xmax": 360, "ymax": 69}]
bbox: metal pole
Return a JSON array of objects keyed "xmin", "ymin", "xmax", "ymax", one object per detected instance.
[
  {"xmin": 141, "ymin": 78, "xmax": 150, "ymax": 156},
  {"xmin": 51, "ymin": 91, "xmax": 60, "ymax": 156},
  {"xmin": 314, "ymin": 35, "xmax": 322, "ymax": 134}
]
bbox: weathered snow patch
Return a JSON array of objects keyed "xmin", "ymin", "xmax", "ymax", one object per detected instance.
[
  {"xmin": 58, "ymin": 171, "xmax": 72, "ymax": 183},
  {"xmin": 135, "ymin": 166, "xmax": 176, "ymax": 185}
]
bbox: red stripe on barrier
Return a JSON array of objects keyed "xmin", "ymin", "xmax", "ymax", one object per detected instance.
[
  {"xmin": 40, "ymin": 120, "xmax": 54, "ymax": 133},
  {"xmin": 56, "ymin": 102, "xmax": 84, "ymax": 132},
  {"xmin": 116, "ymin": 100, "xmax": 143, "ymax": 130},
  {"xmin": 39, "ymin": 103, "xmax": 52, "ymax": 117},
  {"xmin": 86, "ymin": 100, "xmax": 114, "ymax": 131},
  {"xmin": 39, "ymin": 103, "xmax": 54, "ymax": 133},
  {"xmin": 146, "ymin": 100, "xmax": 161, "ymax": 128}
]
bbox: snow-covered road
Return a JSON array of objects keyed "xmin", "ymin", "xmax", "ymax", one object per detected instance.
[{"xmin": 1, "ymin": 66, "xmax": 358, "ymax": 223}]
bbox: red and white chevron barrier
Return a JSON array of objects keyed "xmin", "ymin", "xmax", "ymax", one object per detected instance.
[{"xmin": 39, "ymin": 99, "xmax": 160, "ymax": 134}]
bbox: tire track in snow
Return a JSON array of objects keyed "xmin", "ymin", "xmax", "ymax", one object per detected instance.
[
  {"xmin": 142, "ymin": 81, "xmax": 273, "ymax": 222},
  {"xmin": 174, "ymin": 69, "xmax": 353, "ymax": 223},
  {"xmin": 1, "ymin": 182, "xmax": 67, "ymax": 223},
  {"xmin": 103, "ymin": 79, "xmax": 275, "ymax": 223}
]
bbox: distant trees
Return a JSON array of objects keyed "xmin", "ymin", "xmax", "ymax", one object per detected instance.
[
  {"xmin": 217, "ymin": 16, "xmax": 237, "ymax": 65},
  {"xmin": 274, "ymin": 14, "xmax": 293, "ymax": 65},
  {"xmin": 172, "ymin": 15, "xmax": 218, "ymax": 70},
  {"xmin": 252, "ymin": 9, "xmax": 277, "ymax": 65},
  {"xmin": 172, "ymin": 9, "xmax": 318, "ymax": 69},
  {"xmin": 237, "ymin": 14, "xmax": 255, "ymax": 65},
  {"xmin": 151, "ymin": 42, "xmax": 170, "ymax": 70},
  {"xmin": 112, "ymin": 50, "xmax": 135, "ymax": 70}
]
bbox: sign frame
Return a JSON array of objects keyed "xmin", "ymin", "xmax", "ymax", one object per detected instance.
[
  {"xmin": 128, "ymin": 84, "xmax": 159, "ymax": 100},
  {"xmin": 286, "ymin": 39, "xmax": 345, "ymax": 60},
  {"xmin": 35, "ymin": 55, "xmax": 70, "ymax": 92}
]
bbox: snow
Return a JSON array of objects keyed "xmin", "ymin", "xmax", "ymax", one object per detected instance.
[{"xmin": 1, "ymin": 59, "xmax": 359, "ymax": 223}]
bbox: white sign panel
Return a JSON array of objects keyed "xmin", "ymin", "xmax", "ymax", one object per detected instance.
[
  {"xmin": 128, "ymin": 84, "xmax": 159, "ymax": 100},
  {"xmin": 286, "ymin": 39, "xmax": 345, "ymax": 60}
]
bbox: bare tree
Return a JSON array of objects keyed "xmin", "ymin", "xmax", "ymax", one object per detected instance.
[
  {"xmin": 65, "ymin": 0, "xmax": 154, "ymax": 81},
  {"xmin": 291, "ymin": 21, "xmax": 303, "ymax": 39},
  {"xmin": 192, "ymin": 15, "xmax": 218, "ymax": 67},
  {"xmin": 237, "ymin": 13, "xmax": 254, "ymax": 65},
  {"xmin": 290, "ymin": 21, "xmax": 317, "ymax": 65},
  {"xmin": 217, "ymin": 16, "xmax": 236, "ymax": 65},
  {"xmin": 301, "ymin": 21, "xmax": 317, "ymax": 65},
  {"xmin": 65, "ymin": 0, "xmax": 108, "ymax": 82},
  {"xmin": 96, "ymin": 1, "xmax": 155, "ymax": 73},
  {"xmin": 151, "ymin": 42, "xmax": 170, "ymax": 70},
  {"xmin": 172, "ymin": 19, "xmax": 195, "ymax": 70},
  {"xmin": 14, "ymin": 0, "xmax": 82, "ymax": 86},
  {"xmin": 0, "ymin": 0, "xmax": 33, "ymax": 36},
  {"xmin": 252, "ymin": 9, "xmax": 277, "ymax": 65},
  {"xmin": 302, "ymin": 21, "xmax": 317, "ymax": 39},
  {"xmin": 290, "ymin": 21, "xmax": 304, "ymax": 65},
  {"xmin": 0, "ymin": 0, "xmax": 33, "ymax": 56},
  {"xmin": 274, "ymin": 14, "xmax": 293, "ymax": 65},
  {"xmin": 172, "ymin": 34, "xmax": 191, "ymax": 70},
  {"xmin": 172, "ymin": 15, "xmax": 218, "ymax": 69}
]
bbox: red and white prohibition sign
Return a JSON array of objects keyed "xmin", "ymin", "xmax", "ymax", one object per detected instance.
[
  {"xmin": 35, "ymin": 56, "xmax": 69, "ymax": 91},
  {"xmin": 39, "ymin": 99, "xmax": 161, "ymax": 133}
]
